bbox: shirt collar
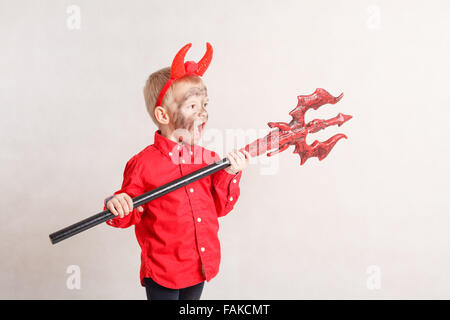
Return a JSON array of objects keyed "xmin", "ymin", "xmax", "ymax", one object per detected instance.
[{"xmin": 154, "ymin": 130, "xmax": 196, "ymax": 159}]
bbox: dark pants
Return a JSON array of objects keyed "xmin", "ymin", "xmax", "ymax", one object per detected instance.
[{"xmin": 144, "ymin": 277, "xmax": 204, "ymax": 300}]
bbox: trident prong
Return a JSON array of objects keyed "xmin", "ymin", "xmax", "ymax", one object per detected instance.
[{"xmin": 240, "ymin": 88, "xmax": 352, "ymax": 165}]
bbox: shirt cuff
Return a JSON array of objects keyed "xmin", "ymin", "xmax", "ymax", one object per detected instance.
[{"xmin": 214, "ymin": 168, "xmax": 242, "ymax": 190}]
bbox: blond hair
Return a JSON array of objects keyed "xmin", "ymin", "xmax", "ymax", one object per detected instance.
[{"xmin": 143, "ymin": 67, "xmax": 203, "ymax": 127}]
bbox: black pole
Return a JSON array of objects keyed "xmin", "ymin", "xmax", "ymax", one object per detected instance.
[{"xmin": 49, "ymin": 157, "xmax": 231, "ymax": 245}]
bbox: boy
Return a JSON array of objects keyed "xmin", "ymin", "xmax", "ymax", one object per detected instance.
[{"xmin": 104, "ymin": 43, "xmax": 250, "ymax": 300}]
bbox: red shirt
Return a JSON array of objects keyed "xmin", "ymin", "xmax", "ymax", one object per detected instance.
[{"xmin": 104, "ymin": 130, "xmax": 242, "ymax": 289}]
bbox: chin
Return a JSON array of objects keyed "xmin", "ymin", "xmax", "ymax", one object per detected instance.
[
  {"xmin": 192, "ymin": 121, "xmax": 206, "ymax": 144},
  {"xmin": 190, "ymin": 133, "xmax": 202, "ymax": 145},
  {"xmin": 178, "ymin": 131, "xmax": 199, "ymax": 145}
]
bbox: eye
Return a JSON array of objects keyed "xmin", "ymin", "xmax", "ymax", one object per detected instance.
[{"xmin": 203, "ymin": 103, "xmax": 208, "ymax": 108}]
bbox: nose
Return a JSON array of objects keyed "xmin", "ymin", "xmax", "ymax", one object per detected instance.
[{"xmin": 199, "ymin": 106, "xmax": 208, "ymax": 121}]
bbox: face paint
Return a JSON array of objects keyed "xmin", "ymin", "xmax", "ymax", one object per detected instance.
[{"xmin": 171, "ymin": 104, "xmax": 208, "ymax": 144}]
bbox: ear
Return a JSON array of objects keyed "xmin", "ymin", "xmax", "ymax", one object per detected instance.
[{"xmin": 154, "ymin": 106, "xmax": 170, "ymax": 125}]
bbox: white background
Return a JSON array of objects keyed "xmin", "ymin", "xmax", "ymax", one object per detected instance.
[{"xmin": 1, "ymin": 0, "xmax": 449, "ymax": 299}]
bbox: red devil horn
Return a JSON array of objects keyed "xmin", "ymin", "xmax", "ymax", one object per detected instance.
[
  {"xmin": 171, "ymin": 43, "xmax": 192, "ymax": 78},
  {"xmin": 196, "ymin": 42, "xmax": 213, "ymax": 76}
]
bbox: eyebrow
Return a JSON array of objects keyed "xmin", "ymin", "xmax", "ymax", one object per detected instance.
[{"xmin": 177, "ymin": 86, "xmax": 208, "ymax": 108}]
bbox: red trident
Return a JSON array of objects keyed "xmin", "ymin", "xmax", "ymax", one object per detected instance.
[
  {"xmin": 239, "ymin": 88, "xmax": 352, "ymax": 164},
  {"xmin": 50, "ymin": 88, "xmax": 352, "ymax": 244}
]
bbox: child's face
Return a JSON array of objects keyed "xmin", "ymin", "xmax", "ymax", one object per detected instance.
[{"xmin": 168, "ymin": 79, "xmax": 209, "ymax": 145}]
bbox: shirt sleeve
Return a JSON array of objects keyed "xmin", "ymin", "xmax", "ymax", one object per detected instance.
[
  {"xmin": 210, "ymin": 152, "xmax": 243, "ymax": 218},
  {"xmin": 103, "ymin": 156, "xmax": 146, "ymax": 228}
]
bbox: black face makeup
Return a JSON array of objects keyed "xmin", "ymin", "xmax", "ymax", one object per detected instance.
[
  {"xmin": 172, "ymin": 109, "xmax": 193, "ymax": 132},
  {"xmin": 171, "ymin": 85, "xmax": 209, "ymax": 143},
  {"xmin": 176, "ymin": 86, "xmax": 208, "ymax": 109}
]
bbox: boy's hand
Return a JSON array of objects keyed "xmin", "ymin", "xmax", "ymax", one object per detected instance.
[
  {"xmin": 106, "ymin": 193, "xmax": 144, "ymax": 218},
  {"xmin": 224, "ymin": 150, "xmax": 251, "ymax": 175}
]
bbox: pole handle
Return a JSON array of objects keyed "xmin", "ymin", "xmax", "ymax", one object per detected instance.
[{"xmin": 49, "ymin": 158, "xmax": 231, "ymax": 244}]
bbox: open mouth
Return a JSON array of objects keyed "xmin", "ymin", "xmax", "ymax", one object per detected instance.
[
  {"xmin": 198, "ymin": 122, "xmax": 205, "ymax": 133},
  {"xmin": 194, "ymin": 122, "xmax": 206, "ymax": 139}
]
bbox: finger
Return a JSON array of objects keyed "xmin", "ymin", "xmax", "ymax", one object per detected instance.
[
  {"xmin": 236, "ymin": 151, "xmax": 245, "ymax": 162},
  {"xmin": 231, "ymin": 152, "xmax": 242, "ymax": 171},
  {"xmin": 233, "ymin": 152, "xmax": 244, "ymax": 167},
  {"xmin": 116, "ymin": 204, "xmax": 124, "ymax": 218},
  {"xmin": 113, "ymin": 198, "xmax": 125, "ymax": 218},
  {"xmin": 231, "ymin": 150, "xmax": 241, "ymax": 161},
  {"xmin": 107, "ymin": 201, "xmax": 119, "ymax": 216},
  {"xmin": 227, "ymin": 152, "xmax": 235, "ymax": 164},
  {"xmin": 124, "ymin": 194, "xmax": 134, "ymax": 212},
  {"xmin": 137, "ymin": 206, "xmax": 144, "ymax": 212},
  {"xmin": 227, "ymin": 155, "xmax": 237, "ymax": 172},
  {"xmin": 228, "ymin": 152, "xmax": 238, "ymax": 167},
  {"xmin": 119, "ymin": 197, "xmax": 130, "ymax": 215}
]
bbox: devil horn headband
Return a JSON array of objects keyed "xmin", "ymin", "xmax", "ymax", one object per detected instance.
[{"xmin": 155, "ymin": 42, "xmax": 213, "ymax": 108}]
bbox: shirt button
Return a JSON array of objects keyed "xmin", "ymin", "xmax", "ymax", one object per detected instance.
[
  {"xmin": 233, "ymin": 179, "xmax": 237, "ymax": 183},
  {"xmin": 190, "ymin": 188, "xmax": 194, "ymax": 193},
  {"xmin": 190, "ymin": 151, "xmax": 193, "ymax": 155},
  {"xmin": 201, "ymin": 247, "xmax": 205, "ymax": 252},
  {"xmin": 197, "ymin": 217, "xmax": 201, "ymax": 223},
  {"xmin": 168, "ymin": 152, "xmax": 172, "ymax": 156},
  {"xmin": 229, "ymin": 196, "xmax": 233, "ymax": 201},
  {"xmin": 177, "ymin": 145, "xmax": 181, "ymax": 150},
  {"xmin": 181, "ymin": 159, "xmax": 185, "ymax": 163}
]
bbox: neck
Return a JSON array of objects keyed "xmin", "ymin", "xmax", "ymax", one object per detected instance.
[
  {"xmin": 160, "ymin": 126, "xmax": 193, "ymax": 146},
  {"xmin": 159, "ymin": 126, "xmax": 179, "ymax": 143}
]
